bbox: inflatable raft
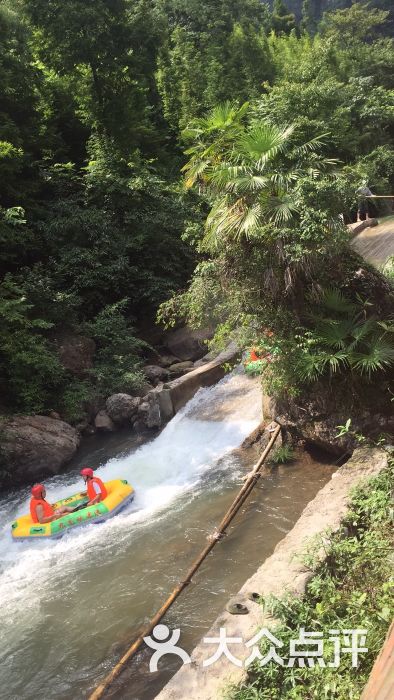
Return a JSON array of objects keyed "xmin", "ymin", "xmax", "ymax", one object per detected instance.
[{"xmin": 11, "ymin": 479, "xmax": 134, "ymax": 541}]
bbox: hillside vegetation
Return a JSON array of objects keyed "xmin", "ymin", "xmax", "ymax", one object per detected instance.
[{"xmin": 0, "ymin": 0, "xmax": 393, "ymax": 422}]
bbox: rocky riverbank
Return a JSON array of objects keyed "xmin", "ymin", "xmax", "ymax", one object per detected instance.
[{"xmin": 0, "ymin": 331, "xmax": 239, "ymax": 490}]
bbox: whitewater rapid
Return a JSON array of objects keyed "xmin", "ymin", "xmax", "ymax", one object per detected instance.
[{"xmin": 0, "ymin": 371, "xmax": 262, "ymax": 691}]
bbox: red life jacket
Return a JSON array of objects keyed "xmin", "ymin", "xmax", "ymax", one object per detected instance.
[
  {"xmin": 87, "ymin": 477, "xmax": 108, "ymax": 502},
  {"xmin": 30, "ymin": 498, "xmax": 54, "ymax": 523}
]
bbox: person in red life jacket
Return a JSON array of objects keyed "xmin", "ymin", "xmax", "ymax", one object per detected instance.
[
  {"xmin": 249, "ymin": 348, "xmax": 259, "ymax": 362},
  {"xmin": 30, "ymin": 484, "xmax": 74, "ymax": 524},
  {"xmin": 80, "ymin": 467, "xmax": 108, "ymax": 505}
]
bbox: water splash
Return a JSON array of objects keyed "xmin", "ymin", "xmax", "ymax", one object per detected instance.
[{"xmin": 0, "ymin": 371, "xmax": 261, "ymax": 654}]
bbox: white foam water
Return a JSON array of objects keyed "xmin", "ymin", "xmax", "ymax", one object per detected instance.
[{"xmin": 0, "ymin": 371, "xmax": 262, "ymax": 683}]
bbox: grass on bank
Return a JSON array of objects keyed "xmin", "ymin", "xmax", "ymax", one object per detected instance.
[
  {"xmin": 270, "ymin": 444, "xmax": 295, "ymax": 465},
  {"xmin": 228, "ymin": 458, "xmax": 394, "ymax": 700}
]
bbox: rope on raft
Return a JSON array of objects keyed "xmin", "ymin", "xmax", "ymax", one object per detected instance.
[{"xmin": 88, "ymin": 422, "xmax": 281, "ymax": 700}]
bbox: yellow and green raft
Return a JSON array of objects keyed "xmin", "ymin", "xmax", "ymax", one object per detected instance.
[{"xmin": 11, "ymin": 478, "xmax": 134, "ymax": 541}]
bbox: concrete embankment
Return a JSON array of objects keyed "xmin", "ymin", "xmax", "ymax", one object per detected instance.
[
  {"xmin": 154, "ymin": 446, "xmax": 389, "ymax": 700},
  {"xmin": 147, "ymin": 343, "xmax": 240, "ymax": 424}
]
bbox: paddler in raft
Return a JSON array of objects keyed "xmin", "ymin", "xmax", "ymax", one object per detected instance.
[
  {"xmin": 30, "ymin": 484, "xmax": 74, "ymax": 524},
  {"xmin": 80, "ymin": 467, "xmax": 108, "ymax": 505}
]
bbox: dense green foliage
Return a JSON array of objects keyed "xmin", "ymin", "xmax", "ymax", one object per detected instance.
[
  {"xmin": 0, "ymin": 0, "xmax": 393, "ymax": 418},
  {"xmin": 228, "ymin": 460, "xmax": 394, "ymax": 700},
  {"xmin": 159, "ymin": 2, "xmax": 394, "ymax": 403}
]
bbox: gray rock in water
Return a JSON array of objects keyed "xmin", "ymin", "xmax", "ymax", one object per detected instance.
[
  {"xmin": 134, "ymin": 395, "xmax": 161, "ymax": 430},
  {"xmin": 94, "ymin": 410, "xmax": 115, "ymax": 432},
  {"xmin": 106, "ymin": 393, "xmax": 140, "ymax": 425},
  {"xmin": 1, "ymin": 415, "xmax": 80, "ymax": 486},
  {"xmin": 156, "ymin": 388, "xmax": 174, "ymax": 422},
  {"xmin": 146, "ymin": 394, "xmax": 161, "ymax": 428},
  {"xmin": 137, "ymin": 401, "xmax": 149, "ymax": 416}
]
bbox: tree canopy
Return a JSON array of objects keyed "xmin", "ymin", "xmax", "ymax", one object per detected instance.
[{"xmin": 0, "ymin": 0, "xmax": 393, "ymax": 418}]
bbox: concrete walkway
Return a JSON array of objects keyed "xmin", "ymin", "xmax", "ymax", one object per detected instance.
[{"xmin": 351, "ymin": 217, "xmax": 394, "ymax": 268}]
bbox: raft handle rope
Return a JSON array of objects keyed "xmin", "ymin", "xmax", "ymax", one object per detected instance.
[{"xmin": 89, "ymin": 422, "xmax": 281, "ymax": 700}]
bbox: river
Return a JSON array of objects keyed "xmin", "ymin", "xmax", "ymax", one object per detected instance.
[{"xmin": 0, "ymin": 371, "xmax": 335, "ymax": 699}]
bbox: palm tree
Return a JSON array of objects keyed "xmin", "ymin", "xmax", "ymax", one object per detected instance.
[{"xmin": 182, "ymin": 102, "xmax": 338, "ymax": 251}]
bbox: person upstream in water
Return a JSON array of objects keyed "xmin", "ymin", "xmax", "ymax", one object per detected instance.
[
  {"xmin": 30, "ymin": 484, "xmax": 74, "ymax": 524},
  {"xmin": 80, "ymin": 467, "xmax": 108, "ymax": 505}
]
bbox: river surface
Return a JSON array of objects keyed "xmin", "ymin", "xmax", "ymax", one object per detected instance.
[{"xmin": 0, "ymin": 371, "xmax": 335, "ymax": 700}]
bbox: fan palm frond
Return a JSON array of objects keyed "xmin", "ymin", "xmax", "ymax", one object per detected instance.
[
  {"xmin": 348, "ymin": 317, "xmax": 378, "ymax": 350},
  {"xmin": 327, "ymin": 351, "xmax": 349, "ymax": 374},
  {"xmin": 318, "ymin": 287, "xmax": 358, "ymax": 315},
  {"xmin": 270, "ymin": 170, "xmax": 299, "ymax": 187},
  {"xmin": 377, "ymin": 320, "xmax": 394, "ymax": 333},
  {"xmin": 182, "ymin": 159, "xmax": 210, "ymax": 188},
  {"xmin": 229, "ymin": 174, "xmax": 270, "ymax": 194},
  {"xmin": 205, "ymin": 198, "xmax": 263, "ymax": 247},
  {"xmin": 351, "ymin": 337, "xmax": 394, "ymax": 377},
  {"xmin": 311, "ymin": 317, "xmax": 354, "ymax": 349},
  {"xmin": 192, "ymin": 101, "xmax": 250, "ymax": 134},
  {"xmin": 237, "ymin": 124, "xmax": 294, "ymax": 165},
  {"xmin": 290, "ymin": 133, "xmax": 329, "ymax": 157},
  {"xmin": 260, "ymin": 191, "xmax": 299, "ymax": 225},
  {"xmin": 297, "ymin": 353, "xmax": 328, "ymax": 382},
  {"xmin": 207, "ymin": 163, "xmax": 242, "ymax": 190},
  {"xmin": 307, "ymin": 168, "xmax": 321, "ymax": 180},
  {"xmin": 298, "ymin": 349, "xmax": 349, "ymax": 382}
]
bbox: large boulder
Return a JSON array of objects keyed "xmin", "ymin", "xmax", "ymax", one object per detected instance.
[
  {"xmin": 134, "ymin": 392, "xmax": 162, "ymax": 431},
  {"xmin": 1, "ymin": 416, "xmax": 80, "ymax": 486},
  {"xmin": 106, "ymin": 393, "xmax": 140, "ymax": 426},
  {"xmin": 271, "ymin": 377, "xmax": 394, "ymax": 455},
  {"xmin": 157, "ymin": 354, "xmax": 182, "ymax": 368},
  {"xmin": 163, "ymin": 327, "xmax": 212, "ymax": 361},
  {"xmin": 57, "ymin": 335, "xmax": 96, "ymax": 377},
  {"xmin": 143, "ymin": 365, "xmax": 169, "ymax": 386},
  {"xmin": 94, "ymin": 410, "xmax": 115, "ymax": 432}
]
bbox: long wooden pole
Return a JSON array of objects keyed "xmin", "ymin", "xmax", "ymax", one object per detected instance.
[{"xmin": 89, "ymin": 423, "xmax": 281, "ymax": 700}]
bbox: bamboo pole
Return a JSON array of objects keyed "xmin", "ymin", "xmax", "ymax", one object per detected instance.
[{"xmin": 89, "ymin": 423, "xmax": 281, "ymax": 700}]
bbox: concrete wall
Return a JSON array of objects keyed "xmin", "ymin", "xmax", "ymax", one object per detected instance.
[{"xmin": 148, "ymin": 344, "xmax": 240, "ymax": 425}]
